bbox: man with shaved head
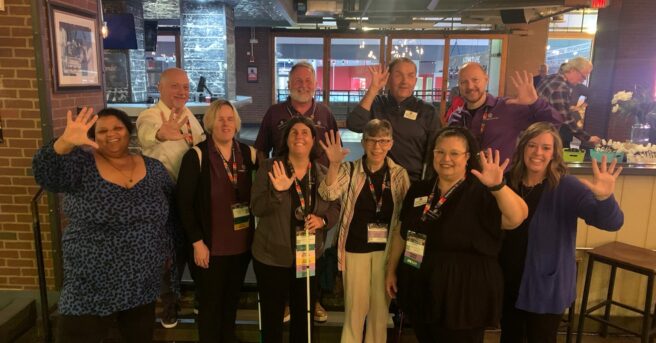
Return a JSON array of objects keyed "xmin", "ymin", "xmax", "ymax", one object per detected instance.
[
  {"xmin": 448, "ymin": 62, "xmax": 563, "ymax": 164},
  {"xmin": 137, "ymin": 67, "xmax": 206, "ymax": 329}
]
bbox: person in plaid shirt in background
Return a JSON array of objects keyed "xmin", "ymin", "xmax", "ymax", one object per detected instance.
[{"xmin": 537, "ymin": 57, "xmax": 601, "ymax": 148}]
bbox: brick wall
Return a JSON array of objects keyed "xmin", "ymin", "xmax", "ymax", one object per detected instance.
[
  {"xmin": 586, "ymin": 0, "xmax": 656, "ymax": 140},
  {"xmin": 0, "ymin": 0, "xmax": 104, "ymax": 290},
  {"xmin": 235, "ymin": 27, "xmax": 272, "ymax": 124}
]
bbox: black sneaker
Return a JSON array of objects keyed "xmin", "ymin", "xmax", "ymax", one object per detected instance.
[{"xmin": 160, "ymin": 305, "xmax": 179, "ymax": 329}]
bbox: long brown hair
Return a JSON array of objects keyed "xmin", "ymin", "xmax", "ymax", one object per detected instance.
[{"xmin": 508, "ymin": 122, "xmax": 568, "ymax": 190}]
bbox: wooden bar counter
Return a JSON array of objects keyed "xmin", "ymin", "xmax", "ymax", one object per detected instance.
[{"xmin": 569, "ymin": 162, "xmax": 656, "ymax": 317}]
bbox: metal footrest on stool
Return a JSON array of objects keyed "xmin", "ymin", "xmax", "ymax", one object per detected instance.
[{"xmin": 576, "ymin": 241, "xmax": 656, "ymax": 343}]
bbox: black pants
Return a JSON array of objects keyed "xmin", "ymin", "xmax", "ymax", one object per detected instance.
[
  {"xmin": 412, "ymin": 321, "xmax": 485, "ymax": 343},
  {"xmin": 500, "ymin": 303, "xmax": 563, "ymax": 343},
  {"xmin": 253, "ymin": 258, "xmax": 317, "ymax": 343},
  {"xmin": 559, "ymin": 126, "xmax": 574, "ymax": 149},
  {"xmin": 195, "ymin": 252, "xmax": 251, "ymax": 343},
  {"xmin": 57, "ymin": 301, "xmax": 155, "ymax": 343}
]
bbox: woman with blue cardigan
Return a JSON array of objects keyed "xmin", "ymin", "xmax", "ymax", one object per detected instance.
[{"xmin": 499, "ymin": 122, "xmax": 624, "ymax": 343}]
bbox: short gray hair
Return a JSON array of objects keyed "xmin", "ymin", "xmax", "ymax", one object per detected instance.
[
  {"xmin": 203, "ymin": 99, "xmax": 242, "ymax": 134},
  {"xmin": 561, "ymin": 57, "xmax": 592, "ymax": 73},
  {"xmin": 290, "ymin": 61, "xmax": 316, "ymax": 79},
  {"xmin": 363, "ymin": 119, "xmax": 393, "ymax": 139}
]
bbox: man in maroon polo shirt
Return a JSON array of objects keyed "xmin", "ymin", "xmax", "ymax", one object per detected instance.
[{"xmin": 254, "ymin": 61, "xmax": 338, "ymax": 167}]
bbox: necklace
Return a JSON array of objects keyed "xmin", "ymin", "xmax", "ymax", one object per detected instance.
[
  {"xmin": 520, "ymin": 179, "xmax": 544, "ymax": 199},
  {"xmin": 99, "ymin": 153, "xmax": 135, "ymax": 185}
]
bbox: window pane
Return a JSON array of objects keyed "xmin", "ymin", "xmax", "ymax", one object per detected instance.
[
  {"xmin": 391, "ymin": 38, "xmax": 446, "ymax": 108},
  {"xmin": 328, "ymin": 38, "xmax": 381, "ymax": 120},
  {"xmin": 274, "ymin": 37, "xmax": 324, "ymax": 103},
  {"xmin": 144, "ymin": 34, "xmax": 178, "ymax": 101},
  {"xmin": 546, "ymin": 39, "xmax": 593, "ymax": 77},
  {"xmin": 446, "ymin": 38, "xmax": 502, "ymax": 98}
]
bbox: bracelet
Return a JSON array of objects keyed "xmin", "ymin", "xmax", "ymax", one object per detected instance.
[{"xmin": 487, "ymin": 179, "xmax": 506, "ymax": 192}]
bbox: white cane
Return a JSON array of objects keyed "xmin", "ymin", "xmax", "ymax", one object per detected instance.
[{"xmin": 305, "ymin": 227, "xmax": 312, "ymax": 343}]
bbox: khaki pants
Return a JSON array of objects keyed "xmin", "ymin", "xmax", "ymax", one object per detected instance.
[{"xmin": 341, "ymin": 251, "xmax": 390, "ymax": 343}]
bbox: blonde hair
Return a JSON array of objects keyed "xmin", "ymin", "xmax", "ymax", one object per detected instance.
[{"xmin": 203, "ymin": 99, "xmax": 241, "ymax": 134}]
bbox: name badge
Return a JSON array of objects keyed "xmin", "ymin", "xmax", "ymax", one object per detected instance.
[
  {"xmin": 403, "ymin": 110, "xmax": 418, "ymax": 120},
  {"xmin": 296, "ymin": 229, "xmax": 316, "ymax": 278},
  {"xmin": 413, "ymin": 196, "xmax": 428, "ymax": 207},
  {"xmin": 403, "ymin": 230, "xmax": 426, "ymax": 269},
  {"xmin": 232, "ymin": 203, "xmax": 250, "ymax": 231},
  {"xmin": 367, "ymin": 223, "xmax": 388, "ymax": 243}
]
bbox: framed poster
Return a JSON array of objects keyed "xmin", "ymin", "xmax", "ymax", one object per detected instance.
[
  {"xmin": 247, "ymin": 66, "xmax": 258, "ymax": 83},
  {"xmin": 49, "ymin": 4, "xmax": 101, "ymax": 90}
]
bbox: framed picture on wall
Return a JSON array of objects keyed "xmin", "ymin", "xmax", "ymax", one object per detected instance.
[
  {"xmin": 49, "ymin": 4, "xmax": 101, "ymax": 90},
  {"xmin": 247, "ymin": 66, "xmax": 258, "ymax": 83}
]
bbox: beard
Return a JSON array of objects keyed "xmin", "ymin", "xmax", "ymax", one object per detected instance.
[{"xmin": 290, "ymin": 88, "xmax": 313, "ymax": 103}]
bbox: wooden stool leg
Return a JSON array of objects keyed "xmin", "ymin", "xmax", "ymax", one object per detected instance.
[
  {"xmin": 577, "ymin": 256, "xmax": 596, "ymax": 343},
  {"xmin": 601, "ymin": 265, "xmax": 618, "ymax": 337},
  {"xmin": 566, "ymin": 301, "xmax": 575, "ymax": 343},
  {"xmin": 642, "ymin": 276, "xmax": 654, "ymax": 343}
]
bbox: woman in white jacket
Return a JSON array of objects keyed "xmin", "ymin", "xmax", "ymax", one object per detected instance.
[{"xmin": 318, "ymin": 119, "xmax": 410, "ymax": 343}]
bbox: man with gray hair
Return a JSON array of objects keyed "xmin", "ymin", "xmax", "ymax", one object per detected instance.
[
  {"xmin": 254, "ymin": 61, "xmax": 338, "ymax": 167},
  {"xmin": 537, "ymin": 57, "xmax": 601, "ymax": 147},
  {"xmin": 347, "ymin": 58, "xmax": 441, "ymax": 182}
]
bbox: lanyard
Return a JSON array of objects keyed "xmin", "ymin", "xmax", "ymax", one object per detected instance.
[
  {"xmin": 422, "ymin": 178, "xmax": 465, "ymax": 217},
  {"xmin": 479, "ymin": 108, "xmax": 490, "ymax": 135},
  {"xmin": 286, "ymin": 100, "xmax": 317, "ymax": 122},
  {"xmin": 216, "ymin": 141, "xmax": 238, "ymax": 188},
  {"xmin": 366, "ymin": 170, "xmax": 388, "ymax": 215},
  {"xmin": 182, "ymin": 119, "xmax": 193, "ymax": 146},
  {"xmin": 289, "ymin": 161, "xmax": 312, "ymax": 215}
]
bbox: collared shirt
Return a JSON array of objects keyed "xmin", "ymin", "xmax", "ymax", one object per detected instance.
[
  {"xmin": 254, "ymin": 97, "xmax": 338, "ymax": 166},
  {"xmin": 347, "ymin": 94, "xmax": 441, "ymax": 182},
  {"xmin": 537, "ymin": 73, "xmax": 591, "ymax": 142},
  {"xmin": 136, "ymin": 101, "xmax": 206, "ymax": 181},
  {"xmin": 448, "ymin": 94, "xmax": 563, "ymax": 164}
]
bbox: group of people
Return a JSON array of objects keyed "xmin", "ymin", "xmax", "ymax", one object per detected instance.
[{"xmin": 32, "ymin": 57, "xmax": 624, "ymax": 343}]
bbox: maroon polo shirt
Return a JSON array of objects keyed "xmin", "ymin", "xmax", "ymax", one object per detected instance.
[
  {"xmin": 254, "ymin": 97, "xmax": 338, "ymax": 166},
  {"xmin": 208, "ymin": 141, "xmax": 253, "ymax": 256}
]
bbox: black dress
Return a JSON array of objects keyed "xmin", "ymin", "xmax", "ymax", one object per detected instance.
[{"xmin": 397, "ymin": 176, "xmax": 503, "ymax": 329}]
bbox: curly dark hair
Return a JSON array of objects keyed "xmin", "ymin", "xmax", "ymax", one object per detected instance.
[{"xmin": 88, "ymin": 108, "xmax": 134, "ymax": 139}]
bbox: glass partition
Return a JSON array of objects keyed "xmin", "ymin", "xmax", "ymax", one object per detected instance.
[
  {"xmin": 390, "ymin": 38, "xmax": 446, "ymax": 108},
  {"xmin": 446, "ymin": 38, "xmax": 502, "ymax": 98},
  {"xmin": 274, "ymin": 36, "xmax": 324, "ymax": 103}
]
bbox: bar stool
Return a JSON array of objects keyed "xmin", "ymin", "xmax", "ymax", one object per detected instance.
[{"xmin": 576, "ymin": 241, "xmax": 656, "ymax": 343}]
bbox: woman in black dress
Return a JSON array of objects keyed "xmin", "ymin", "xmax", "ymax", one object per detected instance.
[{"xmin": 385, "ymin": 127, "xmax": 528, "ymax": 343}]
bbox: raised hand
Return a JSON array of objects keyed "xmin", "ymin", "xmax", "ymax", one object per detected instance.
[
  {"xmin": 579, "ymin": 155, "xmax": 622, "ymax": 201},
  {"xmin": 506, "ymin": 70, "xmax": 538, "ymax": 106},
  {"xmin": 471, "ymin": 149, "xmax": 508, "ymax": 187},
  {"xmin": 57, "ymin": 107, "xmax": 99, "ymax": 152},
  {"xmin": 268, "ymin": 160, "xmax": 294, "ymax": 191},
  {"xmin": 156, "ymin": 109, "xmax": 189, "ymax": 141},
  {"xmin": 319, "ymin": 130, "xmax": 349, "ymax": 165},
  {"xmin": 367, "ymin": 64, "xmax": 390, "ymax": 94}
]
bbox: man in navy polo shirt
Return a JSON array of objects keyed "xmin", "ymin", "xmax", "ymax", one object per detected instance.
[
  {"xmin": 254, "ymin": 61, "xmax": 338, "ymax": 167},
  {"xmin": 449, "ymin": 62, "xmax": 563, "ymax": 164}
]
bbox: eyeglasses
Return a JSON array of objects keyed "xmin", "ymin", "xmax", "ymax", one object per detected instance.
[
  {"xmin": 364, "ymin": 138, "xmax": 392, "ymax": 147},
  {"xmin": 574, "ymin": 68, "xmax": 588, "ymax": 81},
  {"xmin": 433, "ymin": 150, "xmax": 468, "ymax": 159}
]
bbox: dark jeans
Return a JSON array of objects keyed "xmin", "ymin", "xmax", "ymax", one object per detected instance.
[
  {"xmin": 500, "ymin": 302, "xmax": 563, "ymax": 343},
  {"xmin": 57, "ymin": 301, "xmax": 155, "ymax": 343},
  {"xmin": 160, "ymin": 240, "xmax": 191, "ymax": 314},
  {"xmin": 412, "ymin": 320, "xmax": 485, "ymax": 343},
  {"xmin": 559, "ymin": 126, "xmax": 574, "ymax": 149},
  {"xmin": 195, "ymin": 252, "xmax": 251, "ymax": 343},
  {"xmin": 253, "ymin": 258, "xmax": 317, "ymax": 343}
]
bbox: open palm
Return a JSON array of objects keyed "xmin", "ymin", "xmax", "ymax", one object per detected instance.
[
  {"xmin": 471, "ymin": 149, "xmax": 508, "ymax": 187},
  {"xmin": 580, "ymin": 155, "xmax": 623, "ymax": 200},
  {"xmin": 506, "ymin": 70, "xmax": 538, "ymax": 106},
  {"xmin": 319, "ymin": 130, "xmax": 349, "ymax": 164},
  {"xmin": 268, "ymin": 160, "xmax": 294, "ymax": 191},
  {"xmin": 60, "ymin": 107, "xmax": 99, "ymax": 149}
]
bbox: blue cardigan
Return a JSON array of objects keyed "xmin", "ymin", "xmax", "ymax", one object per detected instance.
[{"xmin": 515, "ymin": 175, "xmax": 624, "ymax": 314}]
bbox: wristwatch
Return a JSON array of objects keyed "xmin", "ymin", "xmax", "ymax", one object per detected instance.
[{"xmin": 488, "ymin": 179, "xmax": 506, "ymax": 192}]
